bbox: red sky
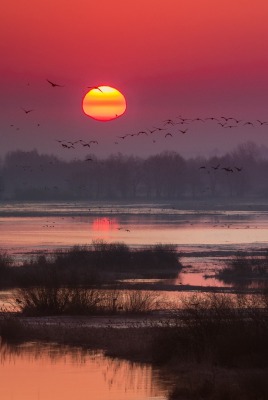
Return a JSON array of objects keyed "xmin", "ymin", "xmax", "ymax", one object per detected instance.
[{"xmin": 1, "ymin": 0, "xmax": 268, "ymax": 159}]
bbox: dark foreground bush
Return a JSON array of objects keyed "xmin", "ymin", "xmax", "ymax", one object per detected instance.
[
  {"xmin": 15, "ymin": 287, "xmax": 103, "ymax": 316},
  {"xmin": 217, "ymin": 253, "xmax": 268, "ymax": 286},
  {"xmin": 0, "ymin": 241, "xmax": 181, "ymax": 288},
  {"xmin": 169, "ymin": 293, "xmax": 268, "ymax": 368},
  {"xmin": 52, "ymin": 241, "xmax": 180, "ymax": 278},
  {"xmin": 15, "ymin": 287, "xmax": 161, "ymax": 316}
]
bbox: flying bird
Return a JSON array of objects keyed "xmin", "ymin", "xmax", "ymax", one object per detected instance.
[
  {"xmin": 153, "ymin": 126, "xmax": 166, "ymax": 131},
  {"xmin": 165, "ymin": 132, "xmax": 173, "ymax": 138},
  {"xmin": 21, "ymin": 108, "xmax": 34, "ymax": 114},
  {"xmin": 205, "ymin": 117, "xmax": 219, "ymax": 122},
  {"xmin": 46, "ymin": 79, "xmax": 64, "ymax": 87},
  {"xmin": 163, "ymin": 119, "xmax": 175, "ymax": 125},
  {"xmin": 211, "ymin": 164, "xmax": 220, "ymax": 170},
  {"xmin": 87, "ymin": 86, "xmax": 103, "ymax": 92},
  {"xmin": 118, "ymin": 135, "xmax": 129, "ymax": 139}
]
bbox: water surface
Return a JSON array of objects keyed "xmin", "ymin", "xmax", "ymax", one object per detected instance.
[
  {"xmin": 1, "ymin": 201, "xmax": 268, "ymax": 288},
  {"xmin": 0, "ymin": 342, "xmax": 167, "ymax": 400}
]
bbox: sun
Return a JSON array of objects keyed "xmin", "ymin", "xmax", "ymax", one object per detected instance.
[{"xmin": 82, "ymin": 86, "xmax": 126, "ymax": 121}]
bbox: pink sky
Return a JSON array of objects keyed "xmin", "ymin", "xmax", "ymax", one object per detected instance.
[{"xmin": 1, "ymin": 0, "xmax": 268, "ymax": 159}]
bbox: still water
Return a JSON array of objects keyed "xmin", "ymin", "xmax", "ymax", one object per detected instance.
[
  {"xmin": 1, "ymin": 201, "xmax": 268, "ymax": 250},
  {"xmin": 0, "ymin": 342, "xmax": 168, "ymax": 400},
  {"xmin": 1, "ymin": 201, "xmax": 268, "ymax": 287}
]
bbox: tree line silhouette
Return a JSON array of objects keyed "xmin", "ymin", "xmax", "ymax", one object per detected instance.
[{"xmin": 0, "ymin": 141, "xmax": 268, "ymax": 201}]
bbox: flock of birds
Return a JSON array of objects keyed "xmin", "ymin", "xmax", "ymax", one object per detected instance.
[
  {"xmin": 8, "ymin": 79, "xmax": 268, "ymax": 175},
  {"xmin": 114, "ymin": 115, "xmax": 268, "ymax": 144},
  {"xmin": 199, "ymin": 164, "xmax": 243, "ymax": 173},
  {"xmin": 9, "ymin": 79, "xmax": 103, "ymax": 132}
]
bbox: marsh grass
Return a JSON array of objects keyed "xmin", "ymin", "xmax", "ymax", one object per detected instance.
[
  {"xmin": 217, "ymin": 253, "xmax": 268, "ymax": 286},
  {"xmin": 173, "ymin": 293, "xmax": 268, "ymax": 367},
  {"xmin": 120, "ymin": 290, "xmax": 160, "ymax": 313},
  {"xmin": 14, "ymin": 287, "xmax": 161, "ymax": 316},
  {"xmin": 0, "ymin": 242, "xmax": 180, "ymax": 288},
  {"xmin": 2, "ymin": 291, "xmax": 268, "ymax": 400}
]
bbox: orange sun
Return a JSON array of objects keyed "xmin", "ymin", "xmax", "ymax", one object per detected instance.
[{"xmin": 82, "ymin": 86, "xmax": 126, "ymax": 121}]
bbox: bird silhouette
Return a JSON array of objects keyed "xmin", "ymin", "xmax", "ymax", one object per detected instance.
[
  {"xmin": 87, "ymin": 86, "xmax": 103, "ymax": 92},
  {"xmin": 257, "ymin": 120, "xmax": 268, "ymax": 125},
  {"xmin": 165, "ymin": 132, "xmax": 173, "ymax": 138},
  {"xmin": 179, "ymin": 129, "xmax": 188, "ymax": 134},
  {"xmin": 222, "ymin": 167, "xmax": 233, "ymax": 172},
  {"xmin": 21, "ymin": 107, "xmax": 34, "ymax": 114},
  {"xmin": 163, "ymin": 119, "xmax": 175, "ymax": 125},
  {"xmin": 118, "ymin": 135, "xmax": 129, "ymax": 139},
  {"xmin": 46, "ymin": 79, "xmax": 64, "ymax": 87},
  {"xmin": 211, "ymin": 164, "xmax": 220, "ymax": 170},
  {"xmin": 153, "ymin": 126, "xmax": 166, "ymax": 131},
  {"xmin": 205, "ymin": 117, "xmax": 219, "ymax": 122}
]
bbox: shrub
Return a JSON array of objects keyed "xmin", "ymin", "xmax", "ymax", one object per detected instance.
[
  {"xmin": 217, "ymin": 253, "xmax": 268, "ymax": 286},
  {"xmin": 121, "ymin": 290, "xmax": 159, "ymax": 313},
  {"xmin": 0, "ymin": 242, "xmax": 181, "ymax": 288}
]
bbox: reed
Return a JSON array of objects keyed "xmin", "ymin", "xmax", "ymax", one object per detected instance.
[{"xmin": 0, "ymin": 242, "xmax": 181, "ymax": 288}]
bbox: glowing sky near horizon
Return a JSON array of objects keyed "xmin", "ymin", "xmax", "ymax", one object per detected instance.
[{"xmin": 1, "ymin": 0, "xmax": 268, "ymax": 159}]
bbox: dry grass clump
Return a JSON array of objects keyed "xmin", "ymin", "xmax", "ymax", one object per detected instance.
[
  {"xmin": 14, "ymin": 287, "xmax": 161, "ymax": 316},
  {"xmin": 217, "ymin": 253, "xmax": 268, "ymax": 286},
  {"xmin": 15, "ymin": 287, "xmax": 103, "ymax": 316},
  {"xmin": 0, "ymin": 242, "xmax": 181, "ymax": 288},
  {"xmin": 171, "ymin": 293, "xmax": 268, "ymax": 368},
  {"xmin": 118, "ymin": 290, "xmax": 160, "ymax": 313}
]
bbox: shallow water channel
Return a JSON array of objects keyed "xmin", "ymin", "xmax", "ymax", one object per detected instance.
[{"xmin": 0, "ymin": 342, "xmax": 168, "ymax": 400}]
